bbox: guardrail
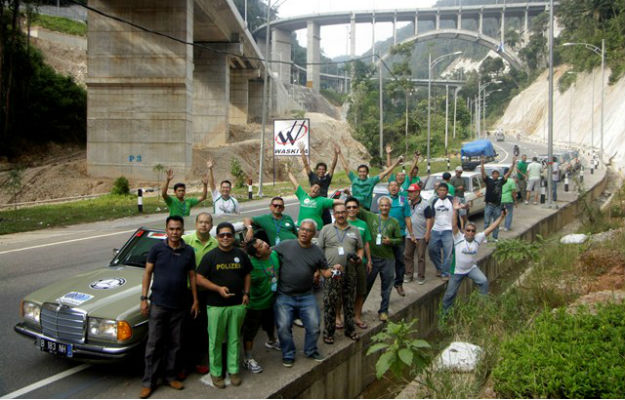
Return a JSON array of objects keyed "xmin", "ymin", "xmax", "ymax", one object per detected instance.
[{"xmin": 0, "ymin": 188, "xmax": 159, "ymax": 210}]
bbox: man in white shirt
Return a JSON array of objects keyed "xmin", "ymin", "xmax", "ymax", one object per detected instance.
[
  {"xmin": 441, "ymin": 198, "xmax": 506, "ymax": 311},
  {"xmin": 427, "ymin": 183, "xmax": 455, "ymax": 280},
  {"xmin": 207, "ymin": 159, "xmax": 240, "ymax": 215},
  {"xmin": 525, "ymin": 157, "xmax": 543, "ymax": 205}
]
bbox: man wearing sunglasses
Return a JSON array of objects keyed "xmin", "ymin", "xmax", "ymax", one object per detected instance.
[
  {"xmin": 243, "ymin": 197, "xmax": 297, "ymax": 246},
  {"xmin": 196, "ymin": 223, "xmax": 252, "ymax": 389},
  {"xmin": 441, "ymin": 198, "xmax": 505, "ymax": 311}
]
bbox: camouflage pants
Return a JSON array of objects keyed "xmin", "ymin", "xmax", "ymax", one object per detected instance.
[{"xmin": 323, "ymin": 264, "xmax": 356, "ymax": 338}]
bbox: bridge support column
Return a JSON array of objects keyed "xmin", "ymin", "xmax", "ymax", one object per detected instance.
[
  {"xmin": 271, "ymin": 28, "xmax": 291, "ymax": 85},
  {"xmin": 523, "ymin": 9, "xmax": 530, "ymax": 43},
  {"xmin": 414, "ymin": 11, "xmax": 418, "ymax": 35},
  {"xmin": 86, "ymin": 0, "xmax": 194, "ymax": 179},
  {"xmin": 350, "ymin": 13, "xmax": 356, "ymax": 58},
  {"xmin": 306, "ymin": 20, "xmax": 320, "ymax": 91},
  {"xmin": 371, "ymin": 13, "xmax": 376, "ymax": 63},
  {"xmin": 229, "ymin": 70, "xmax": 250, "ymax": 125},
  {"xmin": 457, "ymin": 12, "xmax": 462, "ymax": 30},
  {"xmin": 500, "ymin": 11, "xmax": 505, "ymax": 46},
  {"xmin": 393, "ymin": 13, "xmax": 397, "ymax": 45},
  {"xmin": 436, "ymin": 10, "xmax": 440, "ymax": 30},
  {"xmin": 478, "ymin": 10, "xmax": 483, "ymax": 34},
  {"xmin": 248, "ymin": 79, "xmax": 263, "ymax": 123},
  {"xmin": 194, "ymin": 49, "xmax": 230, "ymax": 146}
]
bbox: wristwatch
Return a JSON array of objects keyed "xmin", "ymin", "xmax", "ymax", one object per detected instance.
[{"xmin": 140, "ymin": 295, "xmax": 148, "ymax": 301}]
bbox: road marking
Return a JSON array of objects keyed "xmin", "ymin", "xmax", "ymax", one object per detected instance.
[
  {"xmin": 0, "ymin": 199, "xmax": 299, "ymax": 255},
  {"xmin": 1, "ymin": 364, "xmax": 90, "ymax": 399},
  {"xmin": 494, "ymin": 143, "xmax": 510, "ymax": 162}
]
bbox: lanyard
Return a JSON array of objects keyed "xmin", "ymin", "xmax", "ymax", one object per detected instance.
[
  {"xmin": 273, "ymin": 217, "xmax": 283, "ymax": 236},
  {"xmin": 334, "ymin": 226, "xmax": 348, "ymax": 244},
  {"xmin": 377, "ymin": 215, "xmax": 390, "ymax": 235}
]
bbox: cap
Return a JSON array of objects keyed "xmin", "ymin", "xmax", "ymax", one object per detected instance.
[
  {"xmin": 455, "ymin": 166, "xmax": 463, "ymax": 172},
  {"xmin": 407, "ymin": 183, "xmax": 421, "ymax": 192}
]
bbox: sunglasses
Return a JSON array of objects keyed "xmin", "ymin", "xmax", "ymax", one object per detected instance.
[
  {"xmin": 217, "ymin": 232, "xmax": 234, "ymax": 238},
  {"xmin": 346, "ymin": 205, "xmax": 358, "ymax": 209},
  {"xmin": 465, "ymin": 229, "xmax": 476, "ymax": 233},
  {"xmin": 271, "ymin": 204, "xmax": 285, "ymax": 208}
]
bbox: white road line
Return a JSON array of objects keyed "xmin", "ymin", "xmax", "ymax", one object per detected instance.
[
  {"xmin": 494, "ymin": 143, "xmax": 510, "ymax": 162},
  {"xmin": 0, "ymin": 200, "xmax": 299, "ymax": 255},
  {"xmin": 1, "ymin": 364, "xmax": 90, "ymax": 399}
]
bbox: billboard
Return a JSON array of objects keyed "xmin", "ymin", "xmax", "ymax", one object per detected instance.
[{"xmin": 273, "ymin": 119, "xmax": 310, "ymax": 157}]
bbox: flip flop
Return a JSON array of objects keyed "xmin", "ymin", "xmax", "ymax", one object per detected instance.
[
  {"xmin": 323, "ymin": 336, "xmax": 334, "ymax": 345},
  {"xmin": 335, "ymin": 322, "xmax": 344, "ymax": 329},
  {"xmin": 355, "ymin": 321, "xmax": 368, "ymax": 329},
  {"xmin": 346, "ymin": 332, "xmax": 360, "ymax": 341}
]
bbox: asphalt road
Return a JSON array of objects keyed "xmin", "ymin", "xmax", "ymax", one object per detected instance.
[{"xmin": 0, "ymin": 139, "xmax": 551, "ymax": 398}]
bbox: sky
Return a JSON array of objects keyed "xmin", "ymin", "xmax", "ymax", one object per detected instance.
[{"xmin": 276, "ymin": 0, "xmax": 438, "ymax": 58}]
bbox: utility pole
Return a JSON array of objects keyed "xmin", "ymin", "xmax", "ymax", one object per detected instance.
[{"xmin": 257, "ymin": 0, "xmax": 271, "ymax": 197}]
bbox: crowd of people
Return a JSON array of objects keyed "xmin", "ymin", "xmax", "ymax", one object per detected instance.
[{"xmin": 139, "ymin": 146, "xmax": 565, "ymax": 398}]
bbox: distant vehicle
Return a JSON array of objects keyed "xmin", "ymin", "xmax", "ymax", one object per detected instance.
[
  {"xmin": 420, "ymin": 171, "xmax": 486, "ymax": 216},
  {"xmin": 513, "ymin": 144, "xmax": 520, "ymax": 156},
  {"xmin": 460, "ymin": 139, "xmax": 497, "ymax": 171},
  {"xmin": 495, "ymin": 131, "xmax": 505, "ymax": 142}
]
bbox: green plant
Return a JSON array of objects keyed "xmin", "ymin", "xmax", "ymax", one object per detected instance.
[
  {"xmin": 32, "ymin": 14, "xmax": 87, "ymax": 36},
  {"xmin": 493, "ymin": 304, "xmax": 625, "ymax": 398},
  {"xmin": 230, "ymin": 158, "xmax": 246, "ymax": 189},
  {"xmin": 494, "ymin": 235, "xmax": 545, "ymax": 263},
  {"xmin": 111, "ymin": 176, "xmax": 130, "ymax": 195},
  {"xmin": 291, "ymin": 109, "xmax": 306, "ymax": 119},
  {"xmin": 152, "ymin": 163, "xmax": 165, "ymax": 183},
  {"xmin": 4, "ymin": 165, "xmax": 25, "ymax": 208},
  {"xmin": 366, "ymin": 319, "xmax": 431, "ymax": 379}
]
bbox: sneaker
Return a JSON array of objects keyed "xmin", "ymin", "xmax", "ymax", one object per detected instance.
[
  {"xmin": 502, "ymin": 227, "xmax": 509, "ymax": 232},
  {"xmin": 417, "ymin": 278, "xmax": 425, "ymax": 285},
  {"xmin": 282, "ymin": 358, "xmax": 294, "ymax": 368},
  {"xmin": 379, "ymin": 312, "xmax": 388, "ymax": 322},
  {"xmin": 533, "ymin": 201, "xmax": 538, "ymax": 205},
  {"xmin": 211, "ymin": 375, "xmax": 226, "ymax": 389},
  {"xmin": 243, "ymin": 358, "xmax": 264, "ymax": 374},
  {"xmin": 493, "ymin": 238, "xmax": 499, "ymax": 243},
  {"xmin": 265, "ymin": 340, "xmax": 281, "ymax": 351},
  {"xmin": 167, "ymin": 380, "xmax": 184, "ymax": 390},
  {"xmin": 403, "ymin": 275, "xmax": 414, "ymax": 283},
  {"xmin": 524, "ymin": 200, "xmax": 529, "ymax": 205},
  {"xmin": 230, "ymin": 373, "xmax": 242, "ymax": 386},
  {"xmin": 307, "ymin": 351, "xmax": 326, "ymax": 362},
  {"xmin": 293, "ymin": 318, "xmax": 304, "ymax": 328},
  {"xmin": 395, "ymin": 285, "xmax": 406, "ymax": 297}
]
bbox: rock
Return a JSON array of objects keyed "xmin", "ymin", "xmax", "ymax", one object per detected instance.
[
  {"xmin": 560, "ymin": 233, "xmax": 588, "ymax": 244},
  {"xmin": 434, "ymin": 341, "xmax": 483, "ymax": 372},
  {"xmin": 590, "ymin": 228, "xmax": 624, "ymax": 243}
]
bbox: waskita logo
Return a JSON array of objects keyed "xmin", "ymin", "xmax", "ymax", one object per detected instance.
[{"xmin": 275, "ymin": 120, "xmax": 308, "ymax": 146}]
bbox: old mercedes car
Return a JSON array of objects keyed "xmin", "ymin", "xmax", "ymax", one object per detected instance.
[{"xmin": 14, "ymin": 222, "xmax": 246, "ymax": 361}]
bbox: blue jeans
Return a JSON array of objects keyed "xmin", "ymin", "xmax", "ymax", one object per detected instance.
[
  {"xmin": 551, "ymin": 180, "xmax": 558, "ymax": 201},
  {"xmin": 484, "ymin": 203, "xmax": 502, "ymax": 239},
  {"xmin": 428, "ymin": 230, "xmax": 453, "ymax": 276},
  {"xmin": 502, "ymin": 202, "xmax": 514, "ymax": 230},
  {"xmin": 393, "ymin": 238, "xmax": 406, "ymax": 287},
  {"xmin": 366, "ymin": 257, "xmax": 395, "ymax": 314},
  {"xmin": 442, "ymin": 267, "xmax": 489, "ymax": 310},
  {"xmin": 274, "ymin": 293, "xmax": 320, "ymax": 361}
]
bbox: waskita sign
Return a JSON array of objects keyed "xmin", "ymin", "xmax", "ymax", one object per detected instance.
[{"xmin": 274, "ymin": 119, "xmax": 310, "ymax": 156}]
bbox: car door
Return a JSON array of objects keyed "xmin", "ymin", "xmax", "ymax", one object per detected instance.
[{"xmin": 472, "ymin": 175, "xmax": 486, "ymax": 214}]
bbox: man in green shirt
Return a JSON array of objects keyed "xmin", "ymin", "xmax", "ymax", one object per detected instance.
[
  {"xmin": 287, "ymin": 166, "xmax": 341, "ymax": 229},
  {"xmin": 346, "ymin": 197, "xmax": 372, "ymax": 329},
  {"xmin": 241, "ymin": 238, "xmax": 281, "ymax": 374},
  {"xmin": 387, "ymin": 147, "xmax": 422, "ymax": 197},
  {"xmin": 357, "ymin": 196, "xmax": 402, "ymax": 322},
  {"xmin": 179, "ymin": 212, "xmax": 218, "ymax": 377},
  {"xmin": 442, "ymin": 172, "xmax": 456, "ymax": 196},
  {"xmin": 339, "ymin": 147, "xmax": 403, "ymax": 210},
  {"xmin": 516, "ymin": 154, "xmax": 529, "ymax": 203},
  {"xmin": 244, "ymin": 197, "xmax": 297, "ymax": 246},
  {"xmin": 501, "ymin": 177, "xmax": 518, "ymax": 232},
  {"xmin": 162, "ymin": 168, "xmax": 208, "ymax": 217}
]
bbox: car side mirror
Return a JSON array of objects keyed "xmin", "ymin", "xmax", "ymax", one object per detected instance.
[{"xmin": 113, "ymin": 248, "xmax": 119, "ymax": 256}]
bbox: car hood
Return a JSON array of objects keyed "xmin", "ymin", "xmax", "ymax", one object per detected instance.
[{"xmin": 25, "ymin": 265, "xmax": 144, "ymax": 322}]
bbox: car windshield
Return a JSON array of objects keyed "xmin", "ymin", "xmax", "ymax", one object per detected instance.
[
  {"xmin": 110, "ymin": 230, "xmax": 167, "ymax": 268},
  {"xmin": 423, "ymin": 175, "xmax": 444, "ymax": 191}
]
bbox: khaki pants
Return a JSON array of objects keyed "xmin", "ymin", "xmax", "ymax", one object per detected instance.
[{"xmin": 404, "ymin": 237, "xmax": 428, "ymax": 280}]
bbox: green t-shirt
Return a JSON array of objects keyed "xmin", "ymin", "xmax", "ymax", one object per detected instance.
[
  {"xmin": 446, "ymin": 182, "xmax": 456, "ymax": 196},
  {"xmin": 501, "ymin": 179, "xmax": 518, "ymax": 204},
  {"xmin": 356, "ymin": 208, "xmax": 402, "ymax": 260},
  {"xmin": 249, "ymin": 251, "xmax": 280, "ymax": 310},
  {"xmin": 517, "ymin": 160, "xmax": 529, "ymax": 180},
  {"xmin": 182, "ymin": 232, "xmax": 218, "ymax": 267},
  {"xmin": 252, "ymin": 214, "xmax": 297, "ymax": 246},
  {"xmin": 348, "ymin": 171, "xmax": 381, "ymax": 210},
  {"xmin": 390, "ymin": 175, "xmax": 421, "ymax": 197},
  {"xmin": 295, "ymin": 185, "xmax": 334, "ymax": 229},
  {"xmin": 348, "ymin": 218, "xmax": 372, "ymax": 244},
  {"xmin": 165, "ymin": 196, "xmax": 200, "ymax": 217}
]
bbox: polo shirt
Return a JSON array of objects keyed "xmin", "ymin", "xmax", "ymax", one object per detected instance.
[
  {"xmin": 517, "ymin": 160, "xmax": 529, "ymax": 180},
  {"xmin": 295, "ymin": 185, "xmax": 334, "ymax": 229},
  {"xmin": 182, "ymin": 232, "xmax": 218, "ymax": 267},
  {"xmin": 348, "ymin": 218, "xmax": 372, "ymax": 244},
  {"xmin": 389, "ymin": 194, "xmax": 411, "ymax": 236},
  {"xmin": 251, "ymin": 213, "xmax": 297, "ymax": 246},
  {"xmin": 146, "ymin": 239, "xmax": 196, "ymax": 309},
  {"xmin": 501, "ymin": 179, "xmax": 518, "ymax": 204},
  {"xmin": 211, "ymin": 190, "xmax": 239, "ymax": 215},
  {"xmin": 249, "ymin": 251, "xmax": 280, "ymax": 310},
  {"xmin": 318, "ymin": 223, "xmax": 363, "ymax": 268},
  {"xmin": 356, "ymin": 209, "xmax": 402, "ymax": 260},
  {"xmin": 165, "ymin": 196, "xmax": 200, "ymax": 217},
  {"xmin": 348, "ymin": 171, "xmax": 380, "ymax": 210}
]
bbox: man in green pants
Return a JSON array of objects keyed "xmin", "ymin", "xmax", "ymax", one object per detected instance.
[{"xmin": 196, "ymin": 222, "xmax": 252, "ymax": 389}]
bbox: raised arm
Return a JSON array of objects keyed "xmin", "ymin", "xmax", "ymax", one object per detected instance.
[
  {"xmin": 298, "ymin": 142, "xmax": 312, "ymax": 176},
  {"xmin": 206, "ymin": 159, "xmax": 216, "ymax": 192},
  {"xmin": 451, "ymin": 197, "xmax": 462, "ymax": 235},
  {"xmin": 483, "ymin": 208, "xmax": 506, "ymax": 237},
  {"xmin": 503, "ymin": 157, "xmax": 517, "ymax": 180},
  {"xmin": 408, "ymin": 151, "xmax": 421, "ymax": 178},
  {"xmin": 338, "ymin": 147, "xmax": 351, "ymax": 176},
  {"xmin": 328, "ymin": 143, "xmax": 339, "ymax": 176},
  {"xmin": 385, "ymin": 144, "xmax": 393, "ymax": 168},
  {"xmin": 243, "ymin": 217, "xmax": 254, "ymax": 242},
  {"xmin": 198, "ymin": 173, "xmax": 208, "ymax": 202},
  {"xmin": 480, "ymin": 156, "xmax": 487, "ymax": 181},
  {"xmin": 161, "ymin": 169, "xmax": 173, "ymax": 201},
  {"xmin": 286, "ymin": 164, "xmax": 299, "ymax": 191},
  {"xmin": 378, "ymin": 156, "xmax": 404, "ymax": 180}
]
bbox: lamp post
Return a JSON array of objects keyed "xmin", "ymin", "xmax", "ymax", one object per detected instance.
[
  {"xmin": 427, "ymin": 51, "xmax": 462, "ymax": 174},
  {"xmin": 257, "ymin": 0, "xmax": 272, "ymax": 197},
  {"xmin": 565, "ymin": 71, "xmax": 577, "ymax": 148},
  {"xmin": 477, "ymin": 80, "xmax": 501, "ymax": 136},
  {"xmin": 562, "ymin": 39, "xmax": 605, "ymax": 163},
  {"xmin": 482, "ymin": 88, "xmax": 503, "ymax": 133}
]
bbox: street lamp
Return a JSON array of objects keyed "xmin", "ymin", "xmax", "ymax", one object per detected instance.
[
  {"xmin": 427, "ymin": 51, "xmax": 462, "ymax": 174},
  {"xmin": 482, "ymin": 88, "xmax": 503, "ymax": 134},
  {"xmin": 562, "ymin": 39, "xmax": 605, "ymax": 163},
  {"xmin": 565, "ymin": 70, "xmax": 577, "ymax": 149},
  {"xmin": 477, "ymin": 79, "xmax": 501, "ymax": 137}
]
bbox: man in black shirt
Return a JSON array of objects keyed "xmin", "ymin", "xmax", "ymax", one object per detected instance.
[
  {"xmin": 299, "ymin": 141, "xmax": 339, "ymax": 225},
  {"xmin": 196, "ymin": 222, "xmax": 252, "ymax": 389},
  {"xmin": 480, "ymin": 156, "xmax": 516, "ymax": 241},
  {"xmin": 140, "ymin": 216, "xmax": 199, "ymax": 399}
]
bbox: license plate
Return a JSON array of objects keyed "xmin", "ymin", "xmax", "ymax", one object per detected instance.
[{"xmin": 39, "ymin": 338, "xmax": 73, "ymax": 358}]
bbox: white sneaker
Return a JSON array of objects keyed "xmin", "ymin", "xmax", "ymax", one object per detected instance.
[
  {"xmin": 524, "ymin": 200, "xmax": 529, "ymax": 205},
  {"xmin": 264, "ymin": 340, "xmax": 281, "ymax": 351},
  {"xmin": 502, "ymin": 227, "xmax": 509, "ymax": 232},
  {"xmin": 293, "ymin": 318, "xmax": 304, "ymax": 328},
  {"xmin": 243, "ymin": 358, "xmax": 263, "ymax": 374}
]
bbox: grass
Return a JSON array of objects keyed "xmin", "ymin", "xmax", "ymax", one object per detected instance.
[
  {"xmin": 32, "ymin": 14, "xmax": 87, "ymax": 36},
  {"xmin": 0, "ymin": 159, "xmax": 460, "ymax": 235}
]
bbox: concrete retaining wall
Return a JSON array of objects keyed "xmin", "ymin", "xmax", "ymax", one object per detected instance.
[{"xmin": 270, "ymin": 171, "xmax": 608, "ymax": 398}]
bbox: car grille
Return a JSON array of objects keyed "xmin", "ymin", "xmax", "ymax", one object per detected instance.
[{"xmin": 40, "ymin": 303, "xmax": 86, "ymax": 343}]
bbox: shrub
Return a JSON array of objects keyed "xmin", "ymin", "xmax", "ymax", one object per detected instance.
[
  {"xmin": 230, "ymin": 158, "xmax": 246, "ymax": 189},
  {"xmin": 493, "ymin": 304, "xmax": 625, "ymax": 398},
  {"xmin": 111, "ymin": 176, "xmax": 130, "ymax": 195}
]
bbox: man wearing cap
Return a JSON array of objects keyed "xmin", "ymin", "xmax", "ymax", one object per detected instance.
[
  {"xmin": 449, "ymin": 166, "xmax": 468, "ymax": 230},
  {"xmin": 404, "ymin": 184, "xmax": 433, "ymax": 284}
]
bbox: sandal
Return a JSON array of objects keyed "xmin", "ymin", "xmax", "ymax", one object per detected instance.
[
  {"xmin": 346, "ymin": 332, "xmax": 360, "ymax": 341},
  {"xmin": 355, "ymin": 321, "xmax": 368, "ymax": 329},
  {"xmin": 335, "ymin": 322, "xmax": 344, "ymax": 329},
  {"xmin": 323, "ymin": 336, "xmax": 334, "ymax": 345}
]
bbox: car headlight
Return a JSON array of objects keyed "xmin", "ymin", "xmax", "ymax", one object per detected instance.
[
  {"xmin": 88, "ymin": 318, "xmax": 132, "ymax": 342},
  {"xmin": 21, "ymin": 301, "xmax": 41, "ymax": 324}
]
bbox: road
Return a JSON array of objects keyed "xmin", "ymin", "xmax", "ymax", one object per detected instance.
[{"xmin": 0, "ymin": 139, "xmax": 549, "ymax": 398}]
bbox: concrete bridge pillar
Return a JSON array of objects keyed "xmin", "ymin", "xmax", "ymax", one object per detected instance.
[
  {"xmin": 393, "ymin": 13, "xmax": 397, "ymax": 45},
  {"xmin": 457, "ymin": 11, "xmax": 462, "ymax": 30},
  {"xmin": 271, "ymin": 28, "xmax": 291, "ymax": 85},
  {"xmin": 350, "ymin": 13, "xmax": 356, "ymax": 58},
  {"xmin": 435, "ymin": 10, "xmax": 440, "ymax": 30},
  {"xmin": 193, "ymin": 48, "xmax": 230, "ymax": 146},
  {"xmin": 500, "ymin": 11, "xmax": 505, "ymax": 46},
  {"xmin": 371, "ymin": 13, "xmax": 376, "ymax": 63},
  {"xmin": 523, "ymin": 9, "xmax": 530, "ymax": 43},
  {"xmin": 248, "ymin": 79, "xmax": 263, "ymax": 122},
  {"xmin": 229, "ymin": 70, "xmax": 250, "ymax": 125},
  {"xmin": 306, "ymin": 20, "xmax": 320, "ymax": 91},
  {"xmin": 86, "ymin": 0, "xmax": 194, "ymax": 179},
  {"xmin": 478, "ymin": 10, "xmax": 483, "ymax": 34},
  {"xmin": 414, "ymin": 11, "xmax": 418, "ymax": 35}
]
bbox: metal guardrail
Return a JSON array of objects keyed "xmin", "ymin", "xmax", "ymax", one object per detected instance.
[{"xmin": 0, "ymin": 188, "xmax": 159, "ymax": 210}]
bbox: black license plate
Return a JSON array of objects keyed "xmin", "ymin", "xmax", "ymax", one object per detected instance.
[{"xmin": 39, "ymin": 338, "xmax": 73, "ymax": 357}]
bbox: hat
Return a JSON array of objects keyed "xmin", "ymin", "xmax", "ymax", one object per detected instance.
[
  {"xmin": 407, "ymin": 183, "xmax": 421, "ymax": 192},
  {"xmin": 455, "ymin": 166, "xmax": 463, "ymax": 172}
]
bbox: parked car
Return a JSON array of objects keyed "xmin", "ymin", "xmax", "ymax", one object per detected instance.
[
  {"xmin": 420, "ymin": 171, "xmax": 486, "ymax": 216},
  {"xmin": 15, "ymin": 221, "xmax": 247, "ymax": 361}
]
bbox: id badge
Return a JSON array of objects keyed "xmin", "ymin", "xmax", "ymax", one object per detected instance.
[
  {"xmin": 376, "ymin": 233, "xmax": 382, "ymax": 245},
  {"xmin": 338, "ymin": 246, "xmax": 345, "ymax": 255},
  {"xmin": 271, "ymin": 277, "xmax": 278, "ymax": 292},
  {"xmin": 275, "ymin": 237, "xmax": 280, "ymax": 245}
]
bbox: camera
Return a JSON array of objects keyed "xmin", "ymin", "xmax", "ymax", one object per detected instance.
[{"xmin": 347, "ymin": 252, "xmax": 361, "ymax": 264}]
